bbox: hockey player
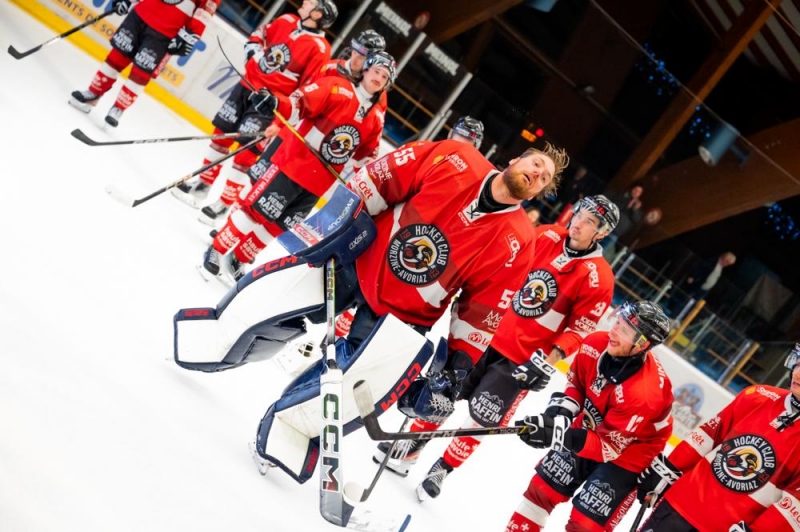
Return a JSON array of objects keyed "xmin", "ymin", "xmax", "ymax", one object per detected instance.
[
  {"xmin": 310, "ymin": 29, "xmax": 386, "ymax": 83},
  {"xmin": 69, "ymin": 0, "xmax": 220, "ymax": 127},
  {"xmin": 505, "ymin": 301, "xmax": 673, "ymax": 532},
  {"xmin": 377, "ymin": 195, "xmax": 619, "ymax": 500},
  {"xmin": 245, "ymin": 138, "xmax": 568, "ymax": 482},
  {"xmin": 172, "ymin": 0, "xmax": 337, "ymax": 210},
  {"xmin": 448, "ymin": 116, "xmax": 485, "ymax": 150},
  {"xmin": 198, "ymin": 51, "xmax": 396, "ymax": 284},
  {"xmin": 637, "ymin": 343, "xmax": 800, "ymax": 532}
]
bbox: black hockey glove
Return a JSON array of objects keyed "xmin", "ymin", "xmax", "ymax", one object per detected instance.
[
  {"xmin": 728, "ymin": 522, "xmax": 752, "ymax": 532},
  {"xmin": 111, "ymin": 0, "xmax": 132, "ymax": 15},
  {"xmin": 512, "ymin": 349, "xmax": 556, "ymax": 392},
  {"xmin": 244, "ymin": 41, "xmax": 262, "ymax": 61},
  {"xmin": 516, "ymin": 414, "xmax": 571, "ymax": 451},
  {"xmin": 544, "ymin": 392, "xmax": 581, "ymax": 421},
  {"xmin": 637, "ymin": 453, "xmax": 682, "ymax": 503},
  {"xmin": 397, "ymin": 350, "xmax": 473, "ymax": 424},
  {"xmin": 167, "ymin": 28, "xmax": 200, "ymax": 57},
  {"xmin": 250, "ymin": 88, "xmax": 278, "ymax": 115}
]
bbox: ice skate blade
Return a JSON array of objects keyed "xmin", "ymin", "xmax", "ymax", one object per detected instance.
[
  {"xmin": 170, "ymin": 188, "xmax": 202, "ymax": 209},
  {"xmin": 68, "ymin": 97, "xmax": 94, "ymax": 113}
]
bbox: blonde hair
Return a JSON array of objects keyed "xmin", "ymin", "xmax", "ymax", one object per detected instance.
[{"xmin": 521, "ymin": 142, "xmax": 569, "ymax": 199}]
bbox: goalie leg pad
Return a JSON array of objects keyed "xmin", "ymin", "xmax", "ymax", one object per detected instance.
[
  {"xmin": 255, "ymin": 314, "xmax": 435, "ymax": 483},
  {"xmin": 174, "ymin": 255, "xmax": 323, "ymax": 372}
]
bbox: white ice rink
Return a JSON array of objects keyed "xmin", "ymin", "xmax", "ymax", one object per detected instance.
[{"xmin": 0, "ymin": 3, "xmax": 653, "ymax": 531}]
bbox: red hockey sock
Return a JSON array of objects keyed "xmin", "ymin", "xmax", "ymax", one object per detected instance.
[
  {"xmin": 506, "ymin": 511, "xmax": 542, "ymax": 532},
  {"xmin": 112, "ymin": 82, "xmax": 144, "ymax": 111},
  {"xmin": 219, "ymin": 163, "xmax": 252, "ymax": 207},
  {"xmin": 442, "ymin": 435, "xmax": 482, "ymax": 469},
  {"xmin": 233, "ymin": 232, "xmax": 269, "ymax": 264},
  {"xmin": 212, "ymin": 219, "xmax": 247, "ymax": 254},
  {"xmin": 199, "ymin": 137, "xmax": 235, "ymax": 186},
  {"xmin": 89, "ymin": 62, "xmax": 120, "ymax": 96}
]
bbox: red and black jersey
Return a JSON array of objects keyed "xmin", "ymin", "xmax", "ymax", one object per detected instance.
[
  {"xmin": 349, "ymin": 140, "xmax": 537, "ymax": 364},
  {"xmin": 270, "ymin": 76, "xmax": 384, "ymax": 197},
  {"xmin": 244, "ymin": 14, "xmax": 331, "ymax": 96},
  {"xmin": 134, "ymin": 0, "xmax": 219, "ymax": 38},
  {"xmin": 490, "ymin": 224, "xmax": 615, "ymax": 365},
  {"xmin": 565, "ymin": 332, "xmax": 673, "ymax": 473},
  {"xmin": 665, "ymin": 386, "xmax": 800, "ymax": 531}
]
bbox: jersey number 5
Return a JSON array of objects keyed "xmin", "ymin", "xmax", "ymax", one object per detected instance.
[{"xmin": 393, "ymin": 147, "xmax": 416, "ymax": 166}]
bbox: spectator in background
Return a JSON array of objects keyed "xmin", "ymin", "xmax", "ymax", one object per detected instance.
[
  {"xmin": 679, "ymin": 252, "xmax": 737, "ymax": 301},
  {"xmin": 525, "ymin": 206, "xmax": 541, "ymax": 227},
  {"xmin": 603, "ymin": 184, "xmax": 645, "ymax": 260},
  {"xmin": 560, "ymin": 164, "xmax": 591, "ymax": 206}
]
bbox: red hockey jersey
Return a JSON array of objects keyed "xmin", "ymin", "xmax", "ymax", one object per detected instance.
[
  {"xmin": 134, "ymin": 0, "xmax": 219, "ymax": 38},
  {"xmin": 349, "ymin": 140, "xmax": 537, "ymax": 363},
  {"xmin": 269, "ymin": 76, "xmax": 385, "ymax": 197},
  {"xmin": 244, "ymin": 14, "xmax": 331, "ymax": 96},
  {"xmin": 564, "ymin": 332, "xmax": 673, "ymax": 473},
  {"xmin": 490, "ymin": 224, "xmax": 614, "ymax": 365},
  {"xmin": 665, "ymin": 385, "xmax": 800, "ymax": 531}
]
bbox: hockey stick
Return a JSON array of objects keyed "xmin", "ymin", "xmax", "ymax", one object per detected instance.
[
  {"xmin": 215, "ymin": 38, "xmax": 347, "ymax": 185},
  {"xmin": 354, "ymin": 380, "xmax": 534, "ymax": 441},
  {"xmin": 105, "ymin": 136, "xmax": 263, "ymax": 207},
  {"xmin": 628, "ymin": 480, "xmax": 667, "ymax": 532},
  {"xmin": 70, "ymin": 128, "xmax": 260, "ymax": 147},
  {"xmin": 8, "ymin": 10, "xmax": 115, "ymax": 59},
  {"xmin": 344, "ymin": 418, "xmax": 411, "ymax": 503}
]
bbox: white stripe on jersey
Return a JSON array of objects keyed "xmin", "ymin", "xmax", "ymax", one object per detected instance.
[
  {"xmin": 351, "ymin": 169, "xmax": 388, "ymax": 215},
  {"xmin": 416, "ymin": 281, "xmax": 448, "ymax": 308},
  {"xmin": 176, "ymin": 0, "xmax": 196, "ymax": 17},
  {"xmin": 536, "ymin": 308, "xmax": 566, "ymax": 332},
  {"xmin": 748, "ymin": 481, "xmax": 783, "ymax": 508},
  {"xmin": 773, "ymin": 491, "xmax": 800, "ymax": 530},
  {"xmin": 304, "ymin": 125, "xmax": 325, "ymax": 151},
  {"xmin": 450, "ymin": 316, "xmax": 493, "ymax": 352},
  {"xmin": 688, "ymin": 427, "xmax": 716, "ymax": 458}
]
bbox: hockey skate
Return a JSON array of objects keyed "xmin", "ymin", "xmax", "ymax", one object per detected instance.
[
  {"xmin": 216, "ymin": 252, "xmax": 246, "ymax": 287},
  {"xmin": 198, "ymin": 200, "xmax": 229, "ymax": 227},
  {"xmin": 416, "ymin": 458, "xmax": 453, "ymax": 501},
  {"xmin": 197, "ymin": 245, "xmax": 222, "ymax": 282},
  {"xmin": 373, "ymin": 439, "xmax": 428, "ymax": 477},
  {"xmin": 104, "ymin": 105, "xmax": 124, "ymax": 127},
  {"xmin": 170, "ymin": 179, "xmax": 210, "ymax": 208},
  {"xmin": 68, "ymin": 89, "xmax": 100, "ymax": 113},
  {"xmin": 248, "ymin": 440, "xmax": 276, "ymax": 475}
]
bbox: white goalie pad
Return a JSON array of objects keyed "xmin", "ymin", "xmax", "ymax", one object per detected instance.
[
  {"xmin": 256, "ymin": 314, "xmax": 436, "ymax": 483},
  {"xmin": 174, "ymin": 256, "xmax": 324, "ymax": 371}
]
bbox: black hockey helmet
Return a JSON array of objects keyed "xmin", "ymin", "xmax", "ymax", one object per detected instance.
[
  {"xmin": 572, "ymin": 194, "xmax": 620, "ymax": 234},
  {"xmin": 351, "ymin": 29, "xmax": 385, "ymax": 57},
  {"xmin": 313, "ymin": 0, "xmax": 338, "ymax": 29},
  {"xmin": 616, "ymin": 301, "xmax": 671, "ymax": 348},
  {"xmin": 362, "ymin": 50, "xmax": 397, "ymax": 88},
  {"xmin": 448, "ymin": 116, "xmax": 485, "ymax": 149}
]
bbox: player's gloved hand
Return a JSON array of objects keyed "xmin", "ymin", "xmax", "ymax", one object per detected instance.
[
  {"xmin": 516, "ymin": 414, "xmax": 570, "ymax": 450},
  {"xmin": 111, "ymin": 0, "xmax": 132, "ymax": 16},
  {"xmin": 637, "ymin": 453, "xmax": 682, "ymax": 503},
  {"xmin": 167, "ymin": 28, "xmax": 200, "ymax": 56},
  {"xmin": 250, "ymin": 88, "xmax": 278, "ymax": 115},
  {"xmin": 728, "ymin": 522, "xmax": 752, "ymax": 532},
  {"xmin": 543, "ymin": 392, "xmax": 581, "ymax": 421},
  {"xmin": 397, "ymin": 348, "xmax": 473, "ymax": 424},
  {"xmin": 244, "ymin": 41, "xmax": 262, "ymax": 61},
  {"xmin": 512, "ymin": 349, "xmax": 556, "ymax": 392}
]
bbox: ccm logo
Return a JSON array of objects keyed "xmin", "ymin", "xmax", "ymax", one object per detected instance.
[
  {"xmin": 252, "ymin": 255, "xmax": 299, "ymax": 278},
  {"xmin": 379, "ymin": 363, "xmax": 423, "ymax": 412}
]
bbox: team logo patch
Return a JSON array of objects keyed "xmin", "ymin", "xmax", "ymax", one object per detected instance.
[
  {"xmin": 387, "ymin": 224, "xmax": 450, "ymax": 285},
  {"xmin": 259, "ymin": 44, "xmax": 291, "ymax": 73},
  {"xmin": 711, "ymin": 434, "xmax": 776, "ymax": 493},
  {"xmin": 321, "ymin": 125, "xmax": 361, "ymax": 165},
  {"xmin": 512, "ymin": 269, "xmax": 558, "ymax": 318}
]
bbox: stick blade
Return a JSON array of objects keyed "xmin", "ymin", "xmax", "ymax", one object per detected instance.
[
  {"xmin": 7, "ymin": 45, "xmax": 29, "ymax": 59},
  {"xmin": 70, "ymin": 129, "xmax": 100, "ymax": 146},
  {"xmin": 104, "ymin": 184, "xmax": 135, "ymax": 207},
  {"xmin": 346, "ymin": 508, "xmax": 412, "ymax": 532}
]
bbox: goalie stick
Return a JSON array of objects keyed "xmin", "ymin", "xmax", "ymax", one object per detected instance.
[
  {"xmin": 70, "ymin": 128, "xmax": 259, "ymax": 147},
  {"xmin": 354, "ymin": 380, "xmax": 535, "ymax": 441},
  {"xmin": 8, "ymin": 10, "xmax": 115, "ymax": 60},
  {"xmin": 105, "ymin": 136, "xmax": 263, "ymax": 207}
]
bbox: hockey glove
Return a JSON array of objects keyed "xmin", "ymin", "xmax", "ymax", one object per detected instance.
[
  {"xmin": 637, "ymin": 453, "xmax": 682, "ymax": 503},
  {"xmin": 250, "ymin": 88, "xmax": 278, "ymax": 115},
  {"xmin": 167, "ymin": 28, "xmax": 200, "ymax": 57},
  {"xmin": 516, "ymin": 414, "xmax": 571, "ymax": 451},
  {"xmin": 512, "ymin": 349, "xmax": 556, "ymax": 392},
  {"xmin": 728, "ymin": 522, "xmax": 752, "ymax": 532},
  {"xmin": 111, "ymin": 0, "xmax": 132, "ymax": 15},
  {"xmin": 544, "ymin": 392, "xmax": 581, "ymax": 422},
  {"xmin": 244, "ymin": 41, "xmax": 262, "ymax": 61},
  {"xmin": 397, "ymin": 350, "xmax": 473, "ymax": 424}
]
